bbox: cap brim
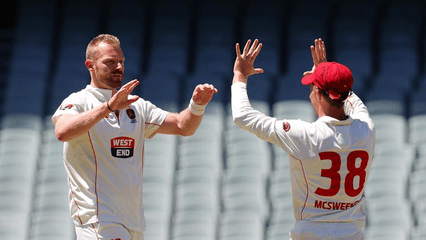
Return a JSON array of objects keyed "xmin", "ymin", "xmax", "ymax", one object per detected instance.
[{"xmin": 301, "ymin": 74, "xmax": 315, "ymax": 85}]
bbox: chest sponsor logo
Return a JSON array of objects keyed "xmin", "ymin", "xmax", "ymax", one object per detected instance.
[{"xmin": 111, "ymin": 137, "xmax": 135, "ymax": 158}]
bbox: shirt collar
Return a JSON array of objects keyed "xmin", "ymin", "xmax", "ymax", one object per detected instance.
[
  {"xmin": 318, "ymin": 115, "xmax": 354, "ymax": 126},
  {"xmin": 85, "ymin": 85, "xmax": 114, "ymax": 101}
]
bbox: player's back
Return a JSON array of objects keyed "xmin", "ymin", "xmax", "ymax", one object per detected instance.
[{"xmin": 288, "ymin": 114, "xmax": 375, "ymax": 224}]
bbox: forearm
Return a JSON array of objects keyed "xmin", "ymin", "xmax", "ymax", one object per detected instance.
[
  {"xmin": 231, "ymin": 81, "xmax": 277, "ymax": 142},
  {"xmin": 344, "ymin": 93, "xmax": 369, "ymax": 118},
  {"xmin": 177, "ymin": 108, "xmax": 203, "ymax": 136},
  {"xmin": 232, "ymin": 71, "xmax": 248, "ymax": 85},
  {"xmin": 55, "ymin": 102, "xmax": 111, "ymax": 142},
  {"xmin": 155, "ymin": 108, "xmax": 203, "ymax": 137}
]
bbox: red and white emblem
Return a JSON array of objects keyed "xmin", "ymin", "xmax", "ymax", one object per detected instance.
[{"xmin": 283, "ymin": 122, "xmax": 291, "ymax": 132}]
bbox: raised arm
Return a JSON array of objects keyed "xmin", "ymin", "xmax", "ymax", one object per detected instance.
[
  {"xmin": 153, "ymin": 83, "xmax": 218, "ymax": 137},
  {"xmin": 303, "ymin": 38, "xmax": 328, "ymax": 77},
  {"xmin": 54, "ymin": 80, "xmax": 140, "ymax": 142},
  {"xmin": 231, "ymin": 39, "xmax": 282, "ymax": 142},
  {"xmin": 232, "ymin": 39, "xmax": 264, "ymax": 84}
]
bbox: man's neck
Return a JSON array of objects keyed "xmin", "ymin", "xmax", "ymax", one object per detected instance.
[
  {"xmin": 318, "ymin": 106, "xmax": 348, "ymax": 121},
  {"xmin": 90, "ymin": 80, "xmax": 117, "ymax": 95}
]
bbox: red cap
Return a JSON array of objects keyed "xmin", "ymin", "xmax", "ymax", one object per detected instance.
[{"xmin": 301, "ymin": 62, "xmax": 353, "ymax": 100}]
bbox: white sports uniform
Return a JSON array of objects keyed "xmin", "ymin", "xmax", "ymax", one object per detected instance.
[
  {"xmin": 231, "ymin": 82, "xmax": 375, "ymax": 239},
  {"xmin": 52, "ymin": 85, "xmax": 168, "ymax": 236}
]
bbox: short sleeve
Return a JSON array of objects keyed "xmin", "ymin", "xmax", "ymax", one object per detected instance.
[
  {"xmin": 142, "ymin": 100, "xmax": 169, "ymax": 138},
  {"xmin": 51, "ymin": 92, "xmax": 86, "ymax": 125}
]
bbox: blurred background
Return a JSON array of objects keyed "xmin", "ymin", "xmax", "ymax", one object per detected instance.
[{"xmin": 1, "ymin": 0, "xmax": 426, "ymax": 239}]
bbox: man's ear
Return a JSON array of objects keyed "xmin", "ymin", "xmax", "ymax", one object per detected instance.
[
  {"xmin": 85, "ymin": 59, "xmax": 94, "ymax": 71},
  {"xmin": 315, "ymin": 88, "xmax": 322, "ymax": 101}
]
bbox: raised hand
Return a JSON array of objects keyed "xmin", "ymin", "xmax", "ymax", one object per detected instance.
[
  {"xmin": 234, "ymin": 39, "xmax": 264, "ymax": 80},
  {"xmin": 303, "ymin": 38, "xmax": 328, "ymax": 76},
  {"xmin": 108, "ymin": 79, "xmax": 140, "ymax": 111},
  {"xmin": 192, "ymin": 83, "xmax": 218, "ymax": 106}
]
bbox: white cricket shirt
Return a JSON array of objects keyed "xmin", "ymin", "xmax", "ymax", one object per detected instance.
[
  {"xmin": 231, "ymin": 82, "xmax": 375, "ymax": 225},
  {"xmin": 52, "ymin": 85, "xmax": 168, "ymax": 231}
]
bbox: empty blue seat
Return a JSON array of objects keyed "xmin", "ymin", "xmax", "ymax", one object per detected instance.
[
  {"xmin": 376, "ymin": 48, "xmax": 419, "ymax": 88},
  {"xmin": 333, "ymin": 18, "xmax": 373, "ymax": 49},
  {"xmin": 148, "ymin": 4, "xmax": 190, "ymax": 75},
  {"xmin": 380, "ymin": 20, "xmax": 420, "ymax": 49},
  {"xmin": 243, "ymin": 0, "xmax": 286, "ymax": 18},
  {"xmin": 197, "ymin": 0, "xmax": 240, "ymax": 19},
  {"xmin": 192, "ymin": 46, "xmax": 234, "ymax": 77},
  {"xmin": 333, "ymin": 48, "xmax": 372, "ymax": 90},
  {"xmin": 288, "ymin": 16, "xmax": 327, "ymax": 50},
  {"xmin": 245, "ymin": 73, "xmax": 273, "ymax": 102},
  {"xmin": 49, "ymin": 71, "xmax": 90, "ymax": 115},
  {"xmin": 139, "ymin": 72, "xmax": 180, "ymax": 110},
  {"xmin": 9, "ymin": 43, "xmax": 52, "ymax": 75},
  {"xmin": 148, "ymin": 45, "xmax": 189, "ymax": 75},
  {"xmin": 275, "ymin": 73, "xmax": 311, "ymax": 102},
  {"xmin": 409, "ymin": 89, "xmax": 426, "ymax": 117},
  {"xmin": 371, "ymin": 115, "xmax": 408, "ymax": 145},
  {"xmin": 242, "ymin": 16, "xmax": 282, "ymax": 49},
  {"xmin": 3, "ymin": 71, "xmax": 47, "ymax": 116},
  {"xmin": 284, "ymin": 48, "xmax": 314, "ymax": 78},
  {"xmin": 364, "ymin": 87, "xmax": 406, "ymax": 116},
  {"xmin": 195, "ymin": 16, "xmax": 235, "ymax": 50},
  {"xmin": 408, "ymin": 114, "xmax": 426, "ymax": 145},
  {"xmin": 14, "ymin": 0, "xmax": 56, "ymax": 47}
]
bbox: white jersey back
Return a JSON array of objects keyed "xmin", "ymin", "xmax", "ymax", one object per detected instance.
[
  {"xmin": 52, "ymin": 85, "xmax": 168, "ymax": 231},
  {"xmin": 232, "ymin": 82, "xmax": 375, "ymax": 224}
]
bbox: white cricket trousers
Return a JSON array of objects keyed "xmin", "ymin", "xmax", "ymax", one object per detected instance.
[
  {"xmin": 75, "ymin": 222, "xmax": 145, "ymax": 240},
  {"xmin": 290, "ymin": 220, "xmax": 364, "ymax": 240}
]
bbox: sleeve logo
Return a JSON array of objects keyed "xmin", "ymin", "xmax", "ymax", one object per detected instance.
[
  {"xmin": 283, "ymin": 122, "xmax": 291, "ymax": 132},
  {"xmin": 111, "ymin": 137, "xmax": 135, "ymax": 158},
  {"xmin": 59, "ymin": 104, "xmax": 74, "ymax": 110}
]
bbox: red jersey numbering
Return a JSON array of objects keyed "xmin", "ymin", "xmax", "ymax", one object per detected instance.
[{"xmin": 111, "ymin": 137, "xmax": 135, "ymax": 158}]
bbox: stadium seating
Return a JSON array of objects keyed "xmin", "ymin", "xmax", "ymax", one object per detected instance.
[{"xmin": 2, "ymin": 0, "xmax": 426, "ymax": 239}]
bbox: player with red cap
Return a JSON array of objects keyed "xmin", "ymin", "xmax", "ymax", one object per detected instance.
[
  {"xmin": 231, "ymin": 38, "xmax": 375, "ymax": 239},
  {"xmin": 302, "ymin": 61, "xmax": 353, "ymax": 101}
]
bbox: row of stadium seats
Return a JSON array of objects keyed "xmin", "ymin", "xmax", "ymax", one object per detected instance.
[
  {"xmin": 1, "ymin": 0, "xmax": 426, "ymax": 239},
  {"xmin": 1, "ymin": 104, "xmax": 425, "ymax": 239},
  {"xmin": 4, "ymin": 0, "xmax": 426, "ymax": 116}
]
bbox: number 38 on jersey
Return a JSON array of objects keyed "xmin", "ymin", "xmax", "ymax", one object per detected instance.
[{"xmin": 315, "ymin": 150, "xmax": 370, "ymax": 197}]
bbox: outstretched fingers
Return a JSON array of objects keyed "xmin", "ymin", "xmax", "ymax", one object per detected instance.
[
  {"xmin": 252, "ymin": 42, "xmax": 263, "ymax": 59},
  {"xmin": 310, "ymin": 38, "xmax": 327, "ymax": 67},
  {"xmin": 315, "ymin": 38, "xmax": 327, "ymax": 62},
  {"xmin": 242, "ymin": 39, "xmax": 251, "ymax": 56},
  {"xmin": 124, "ymin": 79, "xmax": 139, "ymax": 93},
  {"xmin": 235, "ymin": 43, "xmax": 241, "ymax": 58}
]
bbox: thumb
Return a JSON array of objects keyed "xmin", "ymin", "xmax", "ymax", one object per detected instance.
[
  {"xmin": 128, "ymin": 95, "xmax": 140, "ymax": 103},
  {"xmin": 303, "ymin": 71, "xmax": 312, "ymax": 77},
  {"xmin": 253, "ymin": 68, "xmax": 264, "ymax": 75}
]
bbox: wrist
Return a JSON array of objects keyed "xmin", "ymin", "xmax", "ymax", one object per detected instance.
[
  {"xmin": 106, "ymin": 101, "xmax": 115, "ymax": 112},
  {"xmin": 188, "ymin": 98, "xmax": 206, "ymax": 116},
  {"xmin": 232, "ymin": 71, "xmax": 248, "ymax": 84}
]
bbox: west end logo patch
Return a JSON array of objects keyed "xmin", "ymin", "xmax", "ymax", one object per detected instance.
[{"xmin": 111, "ymin": 137, "xmax": 135, "ymax": 158}]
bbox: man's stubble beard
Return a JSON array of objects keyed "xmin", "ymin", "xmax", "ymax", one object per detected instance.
[{"xmin": 96, "ymin": 70, "xmax": 123, "ymax": 89}]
